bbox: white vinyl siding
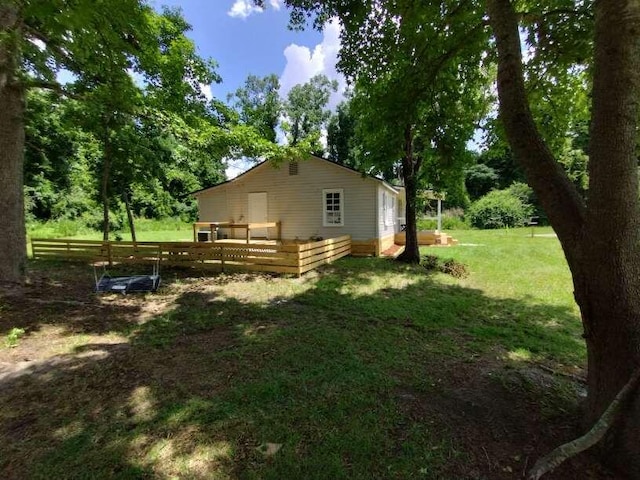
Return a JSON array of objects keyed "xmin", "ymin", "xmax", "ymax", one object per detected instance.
[
  {"xmin": 197, "ymin": 188, "xmax": 228, "ymax": 222},
  {"xmin": 323, "ymin": 189, "xmax": 344, "ymax": 226}
]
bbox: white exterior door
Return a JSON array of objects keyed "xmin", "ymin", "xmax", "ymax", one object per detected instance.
[{"xmin": 248, "ymin": 192, "xmax": 268, "ymax": 238}]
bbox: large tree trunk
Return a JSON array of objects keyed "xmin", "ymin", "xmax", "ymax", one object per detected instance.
[
  {"xmin": 0, "ymin": 6, "xmax": 26, "ymax": 284},
  {"xmin": 399, "ymin": 173, "xmax": 420, "ymax": 263},
  {"xmin": 486, "ymin": 0, "xmax": 640, "ymax": 475},
  {"xmin": 397, "ymin": 126, "xmax": 421, "ymax": 264},
  {"xmin": 581, "ymin": 0, "xmax": 640, "ymax": 471}
]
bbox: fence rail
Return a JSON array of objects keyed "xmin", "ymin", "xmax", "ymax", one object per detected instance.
[{"xmin": 31, "ymin": 236, "xmax": 351, "ymax": 276}]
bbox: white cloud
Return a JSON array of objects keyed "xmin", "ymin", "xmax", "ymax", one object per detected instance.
[
  {"xmin": 200, "ymin": 83, "xmax": 213, "ymax": 101},
  {"xmin": 228, "ymin": 0, "xmax": 263, "ymax": 19},
  {"xmin": 279, "ymin": 19, "xmax": 347, "ymax": 111},
  {"xmin": 269, "ymin": 0, "xmax": 283, "ymax": 9}
]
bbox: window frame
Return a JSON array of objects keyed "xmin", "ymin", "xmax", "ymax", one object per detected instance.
[{"xmin": 322, "ymin": 188, "xmax": 344, "ymax": 227}]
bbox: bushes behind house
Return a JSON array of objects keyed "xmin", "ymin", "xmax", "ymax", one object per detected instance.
[
  {"xmin": 467, "ymin": 188, "xmax": 533, "ymax": 229},
  {"xmin": 417, "ymin": 208, "xmax": 470, "ymax": 230}
]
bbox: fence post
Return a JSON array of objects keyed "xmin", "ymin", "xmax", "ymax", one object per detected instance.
[
  {"xmin": 221, "ymin": 244, "xmax": 225, "ymax": 273},
  {"xmin": 107, "ymin": 241, "xmax": 112, "ymax": 266}
]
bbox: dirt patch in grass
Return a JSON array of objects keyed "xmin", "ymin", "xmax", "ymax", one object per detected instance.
[
  {"xmin": 0, "ymin": 259, "xmax": 621, "ymax": 479},
  {"xmin": 392, "ymin": 353, "xmax": 615, "ymax": 479}
]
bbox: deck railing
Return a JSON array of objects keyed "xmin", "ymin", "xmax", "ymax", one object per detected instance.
[{"xmin": 31, "ymin": 235, "xmax": 351, "ymax": 276}]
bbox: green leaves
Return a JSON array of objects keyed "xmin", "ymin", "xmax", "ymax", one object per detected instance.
[
  {"xmin": 229, "ymin": 74, "xmax": 282, "ymax": 143},
  {"xmin": 282, "ymin": 74, "xmax": 338, "ymax": 151}
]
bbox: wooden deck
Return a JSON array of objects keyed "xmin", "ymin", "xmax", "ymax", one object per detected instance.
[
  {"xmin": 394, "ymin": 230, "xmax": 458, "ymax": 246},
  {"xmin": 31, "ymin": 235, "xmax": 351, "ymax": 276},
  {"xmin": 193, "ymin": 221, "xmax": 281, "ymax": 243}
]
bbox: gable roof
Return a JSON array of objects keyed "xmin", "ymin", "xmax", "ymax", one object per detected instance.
[{"xmin": 191, "ymin": 155, "xmax": 401, "ymax": 197}]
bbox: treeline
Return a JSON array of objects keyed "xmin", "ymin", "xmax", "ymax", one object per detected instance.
[{"xmin": 25, "ymin": 70, "xmax": 345, "ymax": 235}]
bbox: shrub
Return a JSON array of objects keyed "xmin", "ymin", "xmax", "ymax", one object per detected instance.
[
  {"xmin": 467, "ymin": 189, "xmax": 533, "ymax": 229},
  {"xmin": 417, "ymin": 208, "xmax": 470, "ymax": 231},
  {"xmin": 439, "ymin": 259, "xmax": 469, "ymax": 278},
  {"xmin": 422, "ymin": 255, "xmax": 469, "ymax": 278},
  {"xmin": 5, "ymin": 327, "xmax": 25, "ymax": 348},
  {"xmin": 507, "ymin": 182, "xmax": 534, "ymax": 205},
  {"xmin": 422, "ymin": 255, "xmax": 439, "ymax": 271}
]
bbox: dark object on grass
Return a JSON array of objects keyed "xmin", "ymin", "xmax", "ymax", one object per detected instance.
[
  {"xmin": 439, "ymin": 259, "xmax": 469, "ymax": 279},
  {"xmin": 422, "ymin": 255, "xmax": 439, "ymax": 271},
  {"xmin": 94, "ymin": 262, "xmax": 160, "ymax": 294},
  {"xmin": 422, "ymin": 255, "xmax": 469, "ymax": 278}
]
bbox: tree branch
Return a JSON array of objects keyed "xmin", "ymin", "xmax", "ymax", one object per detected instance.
[
  {"xmin": 23, "ymin": 22, "xmax": 81, "ymax": 72},
  {"xmin": 527, "ymin": 366, "xmax": 640, "ymax": 480},
  {"xmin": 22, "ymin": 78, "xmax": 78, "ymax": 98},
  {"xmin": 519, "ymin": 7, "xmax": 594, "ymax": 23}
]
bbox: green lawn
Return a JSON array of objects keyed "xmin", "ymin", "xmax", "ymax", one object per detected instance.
[
  {"xmin": 1, "ymin": 227, "xmax": 594, "ymax": 479},
  {"xmin": 27, "ymin": 218, "xmax": 194, "ymax": 242}
]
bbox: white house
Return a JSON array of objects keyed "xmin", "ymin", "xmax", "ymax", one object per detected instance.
[{"xmin": 193, "ymin": 155, "xmax": 405, "ymax": 256}]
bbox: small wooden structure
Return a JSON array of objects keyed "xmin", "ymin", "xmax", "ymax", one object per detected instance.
[
  {"xmin": 192, "ymin": 221, "xmax": 281, "ymax": 244},
  {"xmin": 31, "ymin": 235, "xmax": 351, "ymax": 276},
  {"xmin": 394, "ymin": 230, "xmax": 458, "ymax": 246}
]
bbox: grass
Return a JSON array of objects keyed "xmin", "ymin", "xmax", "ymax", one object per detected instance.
[
  {"xmin": 27, "ymin": 217, "xmax": 193, "ymax": 242},
  {"xmin": 0, "ymin": 227, "xmax": 595, "ymax": 479}
]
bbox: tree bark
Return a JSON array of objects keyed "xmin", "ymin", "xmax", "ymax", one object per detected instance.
[
  {"xmin": 580, "ymin": 0, "xmax": 640, "ymax": 471},
  {"xmin": 101, "ymin": 124, "xmax": 112, "ymax": 242},
  {"xmin": 123, "ymin": 189, "xmax": 136, "ymax": 243},
  {"xmin": 0, "ymin": 5, "xmax": 26, "ymax": 284},
  {"xmin": 486, "ymin": 0, "xmax": 640, "ymax": 474},
  {"xmin": 397, "ymin": 125, "xmax": 421, "ymax": 264}
]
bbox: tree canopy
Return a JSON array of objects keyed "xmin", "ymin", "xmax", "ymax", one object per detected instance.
[
  {"xmin": 0, "ymin": 0, "xmax": 305, "ymax": 281},
  {"xmin": 282, "ymin": 74, "xmax": 338, "ymax": 154}
]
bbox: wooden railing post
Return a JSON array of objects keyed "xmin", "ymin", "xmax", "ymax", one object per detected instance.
[
  {"xmin": 221, "ymin": 244, "xmax": 225, "ymax": 272},
  {"xmin": 107, "ymin": 241, "xmax": 112, "ymax": 266}
]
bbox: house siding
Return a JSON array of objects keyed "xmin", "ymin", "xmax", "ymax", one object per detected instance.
[
  {"xmin": 196, "ymin": 158, "xmax": 379, "ymax": 241},
  {"xmin": 197, "ymin": 187, "xmax": 228, "ymax": 222}
]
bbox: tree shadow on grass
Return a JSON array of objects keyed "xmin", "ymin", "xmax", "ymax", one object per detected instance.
[
  {"xmin": 0, "ymin": 259, "xmax": 616, "ymax": 479},
  {"xmin": 0, "ymin": 260, "xmax": 267, "ymax": 338}
]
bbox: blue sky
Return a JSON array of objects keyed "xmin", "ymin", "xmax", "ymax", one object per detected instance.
[{"xmin": 151, "ymin": 0, "xmax": 346, "ymax": 105}]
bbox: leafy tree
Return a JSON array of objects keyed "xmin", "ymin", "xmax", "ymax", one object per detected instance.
[
  {"xmin": 229, "ymin": 74, "xmax": 281, "ymax": 143},
  {"xmin": 1, "ymin": 0, "xmax": 159, "ymax": 282},
  {"xmin": 24, "ymin": 91, "xmax": 97, "ymax": 220},
  {"xmin": 2, "ymin": 1, "xmax": 299, "ymax": 280},
  {"xmin": 464, "ymin": 163, "xmax": 499, "ymax": 201},
  {"xmin": 285, "ymin": 1, "xmax": 489, "ymax": 263},
  {"xmin": 326, "ymin": 98, "xmax": 359, "ymax": 168},
  {"xmin": 282, "ymin": 74, "xmax": 337, "ymax": 153}
]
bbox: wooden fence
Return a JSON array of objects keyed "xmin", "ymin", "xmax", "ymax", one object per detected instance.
[{"xmin": 31, "ymin": 235, "xmax": 351, "ymax": 276}]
